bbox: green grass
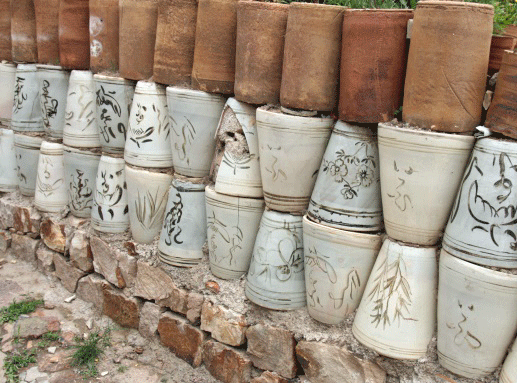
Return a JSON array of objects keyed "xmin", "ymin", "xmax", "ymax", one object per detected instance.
[
  {"xmin": 3, "ymin": 350, "xmax": 37, "ymax": 383},
  {"xmin": 37, "ymin": 331, "xmax": 61, "ymax": 349},
  {"xmin": 70, "ymin": 328, "xmax": 111, "ymax": 378},
  {"xmin": 0, "ymin": 298, "xmax": 44, "ymax": 324},
  {"xmin": 117, "ymin": 365, "xmax": 128, "ymax": 373}
]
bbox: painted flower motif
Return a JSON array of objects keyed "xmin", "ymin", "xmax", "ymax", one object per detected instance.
[
  {"xmin": 329, "ymin": 159, "xmax": 348, "ymax": 183},
  {"xmin": 356, "ymin": 165, "xmax": 374, "ymax": 187},
  {"xmin": 341, "ymin": 185, "xmax": 357, "ymax": 199}
]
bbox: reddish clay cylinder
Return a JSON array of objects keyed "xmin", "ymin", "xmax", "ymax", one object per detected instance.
[
  {"xmin": 59, "ymin": 0, "xmax": 90, "ymax": 70},
  {"xmin": 90, "ymin": 0, "xmax": 119, "ymax": 73},
  {"xmin": 119, "ymin": 0, "xmax": 158, "ymax": 81},
  {"xmin": 153, "ymin": 0, "xmax": 198, "ymax": 86},
  {"xmin": 505, "ymin": 25, "xmax": 517, "ymax": 39},
  {"xmin": 280, "ymin": 3, "xmax": 345, "ymax": 112},
  {"xmin": 191, "ymin": 0, "xmax": 238, "ymax": 94},
  {"xmin": 403, "ymin": 1, "xmax": 493, "ymax": 133},
  {"xmin": 488, "ymin": 35, "xmax": 516, "ymax": 75},
  {"xmin": 34, "ymin": 0, "xmax": 60, "ymax": 64},
  {"xmin": 11, "ymin": 0, "xmax": 38, "ymax": 63},
  {"xmin": 234, "ymin": 1, "xmax": 288, "ymax": 105},
  {"xmin": 339, "ymin": 9, "xmax": 413, "ymax": 123},
  {"xmin": 0, "ymin": 0, "xmax": 12, "ymax": 61}
]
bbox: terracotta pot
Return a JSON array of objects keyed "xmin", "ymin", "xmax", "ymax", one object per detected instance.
[
  {"xmin": 403, "ymin": 1, "xmax": 493, "ymax": 133},
  {"xmin": 280, "ymin": 3, "xmax": 345, "ymax": 112},
  {"xmin": 0, "ymin": 0, "xmax": 12, "ymax": 61},
  {"xmin": 119, "ymin": 0, "xmax": 158, "ymax": 81},
  {"xmin": 89, "ymin": 0, "xmax": 119, "ymax": 73},
  {"xmin": 339, "ymin": 9, "xmax": 413, "ymax": 123},
  {"xmin": 505, "ymin": 25, "xmax": 517, "ymax": 39},
  {"xmin": 234, "ymin": 1, "xmax": 288, "ymax": 105},
  {"xmin": 11, "ymin": 64, "xmax": 43, "ymax": 133},
  {"xmin": 34, "ymin": 0, "xmax": 60, "ymax": 64},
  {"xmin": 34, "ymin": 141, "xmax": 67, "ymax": 212},
  {"xmin": 489, "ymin": 35, "xmax": 516, "ymax": 74},
  {"xmin": 59, "ymin": 0, "xmax": 90, "ymax": 70},
  {"xmin": 0, "ymin": 62, "xmax": 16, "ymax": 126},
  {"xmin": 11, "ymin": 0, "xmax": 38, "ymax": 63},
  {"xmin": 191, "ymin": 0, "xmax": 238, "ymax": 94},
  {"xmin": 153, "ymin": 0, "xmax": 197, "ymax": 86}
]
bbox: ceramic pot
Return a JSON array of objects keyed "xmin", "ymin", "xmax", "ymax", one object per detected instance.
[
  {"xmin": 0, "ymin": 0, "xmax": 11, "ymax": 61},
  {"xmin": 14, "ymin": 133, "xmax": 43, "ymax": 196},
  {"xmin": 308, "ymin": 121, "xmax": 382, "ymax": 232},
  {"xmin": 63, "ymin": 70, "xmax": 99, "ymax": 148},
  {"xmin": 91, "ymin": 155, "xmax": 129, "ymax": 234},
  {"xmin": 0, "ymin": 128, "xmax": 18, "ymax": 192},
  {"xmin": 213, "ymin": 97, "xmax": 262, "ymax": 198},
  {"xmin": 280, "ymin": 3, "xmax": 345, "ymax": 112},
  {"xmin": 443, "ymin": 137, "xmax": 517, "ymax": 268},
  {"xmin": 489, "ymin": 35, "xmax": 516, "ymax": 75},
  {"xmin": 89, "ymin": 0, "xmax": 119, "ymax": 73},
  {"xmin": 205, "ymin": 185, "xmax": 264, "ymax": 279},
  {"xmin": 353, "ymin": 238, "xmax": 437, "ymax": 360},
  {"xmin": 94, "ymin": 74, "xmax": 135, "ymax": 154},
  {"xmin": 125, "ymin": 164, "xmax": 172, "ymax": 244},
  {"xmin": 234, "ymin": 1, "xmax": 288, "ymax": 105},
  {"xmin": 403, "ymin": 1, "xmax": 493, "ymax": 133},
  {"xmin": 0, "ymin": 62, "xmax": 16, "ymax": 126},
  {"xmin": 11, "ymin": 0, "xmax": 38, "ymax": 63},
  {"xmin": 339, "ymin": 9, "xmax": 413, "ymax": 123},
  {"xmin": 378, "ymin": 123, "xmax": 474, "ymax": 246},
  {"xmin": 303, "ymin": 216, "xmax": 382, "ymax": 325},
  {"xmin": 119, "ymin": 0, "xmax": 158, "ymax": 81},
  {"xmin": 256, "ymin": 107, "xmax": 333, "ymax": 213},
  {"xmin": 59, "ymin": 0, "xmax": 90, "ymax": 70},
  {"xmin": 125, "ymin": 81, "xmax": 171, "ymax": 168},
  {"xmin": 191, "ymin": 0, "xmax": 238, "ymax": 94},
  {"xmin": 158, "ymin": 177, "xmax": 207, "ymax": 267},
  {"xmin": 501, "ymin": 337, "xmax": 517, "ymax": 383},
  {"xmin": 437, "ymin": 250, "xmax": 517, "ymax": 378},
  {"xmin": 37, "ymin": 64, "xmax": 70, "ymax": 139},
  {"xmin": 34, "ymin": 0, "xmax": 59, "ymax": 64},
  {"xmin": 505, "ymin": 25, "xmax": 517, "ymax": 39},
  {"xmin": 34, "ymin": 141, "xmax": 67, "ymax": 212},
  {"xmin": 11, "ymin": 64, "xmax": 43, "ymax": 133},
  {"xmin": 153, "ymin": 0, "xmax": 197, "ymax": 86},
  {"xmin": 63, "ymin": 146, "xmax": 101, "ymax": 218},
  {"xmin": 166, "ymin": 86, "xmax": 224, "ymax": 176}
]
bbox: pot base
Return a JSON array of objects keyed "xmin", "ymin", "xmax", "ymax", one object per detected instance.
[
  {"xmin": 158, "ymin": 250, "xmax": 202, "ymax": 268},
  {"xmin": 245, "ymin": 281, "xmax": 306, "ymax": 311}
]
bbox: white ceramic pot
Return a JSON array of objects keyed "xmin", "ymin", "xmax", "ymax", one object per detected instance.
[
  {"xmin": 91, "ymin": 155, "xmax": 129, "ymax": 234},
  {"xmin": 0, "ymin": 129, "xmax": 19, "ymax": 192},
  {"xmin": 11, "ymin": 64, "xmax": 43, "ymax": 133},
  {"xmin": 14, "ymin": 133, "xmax": 43, "ymax": 196},
  {"xmin": 158, "ymin": 177, "xmax": 207, "ymax": 267},
  {"xmin": 308, "ymin": 121, "xmax": 382, "ymax": 232},
  {"xmin": 214, "ymin": 97, "xmax": 263, "ymax": 198},
  {"xmin": 63, "ymin": 70, "xmax": 100, "ymax": 148},
  {"xmin": 438, "ymin": 249, "xmax": 517, "ymax": 378},
  {"xmin": 37, "ymin": 64, "xmax": 70, "ymax": 139},
  {"xmin": 501, "ymin": 337, "xmax": 517, "ymax": 383},
  {"xmin": 352, "ymin": 237, "xmax": 437, "ymax": 360},
  {"xmin": 205, "ymin": 185, "xmax": 265, "ymax": 279},
  {"xmin": 256, "ymin": 107, "xmax": 333, "ymax": 213},
  {"xmin": 94, "ymin": 74, "xmax": 135, "ymax": 154},
  {"xmin": 126, "ymin": 164, "xmax": 172, "ymax": 244},
  {"xmin": 303, "ymin": 216, "xmax": 383, "ymax": 325},
  {"xmin": 125, "ymin": 81, "xmax": 172, "ymax": 168},
  {"xmin": 0, "ymin": 62, "xmax": 16, "ymax": 126},
  {"xmin": 443, "ymin": 137, "xmax": 517, "ymax": 268},
  {"xmin": 246, "ymin": 210, "xmax": 305, "ymax": 310},
  {"xmin": 378, "ymin": 123, "xmax": 474, "ymax": 246},
  {"xmin": 34, "ymin": 141, "xmax": 68, "ymax": 212}
]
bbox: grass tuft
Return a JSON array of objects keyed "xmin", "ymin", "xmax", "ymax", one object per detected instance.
[
  {"xmin": 3, "ymin": 350, "xmax": 37, "ymax": 383},
  {"xmin": 0, "ymin": 298, "xmax": 44, "ymax": 324},
  {"xmin": 71, "ymin": 328, "xmax": 111, "ymax": 378}
]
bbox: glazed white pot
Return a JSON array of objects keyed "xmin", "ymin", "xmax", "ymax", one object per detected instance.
[
  {"xmin": 0, "ymin": 62, "xmax": 16, "ymax": 126},
  {"xmin": 166, "ymin": 86, "xmax": 225, "ymax": 177},
  {"xmin": 158, "ymin": 177, "xmax": 207, "ymax": 267},
  {"xmin": 37, "ymin": 64, "xmax": 70, "ymax": 139},
  {"xmin": 11, "ymin": 64, "xmax": 43, "ymax": 133},
  {"xmin": 94, "ymin": 74, "xmax": 135, "ymax": 154},
  {"xmin": 308, "ymin": 121, "xmax": 382, "ymax": 232},
  {"xmin": 443, "ymin": 137, "xmax": 517, "ymax": 268},
  {"xmin": 500, "ymin": 337, "xmax": 517, "ymax": 383},
  {"xmin": 256, "ymin": 107, "xmax": 333, "ymax": 213},
  {"xmin": 437, "ymin": 249, "xmax": 517, "ymax": 378},
  {"xmin": 125, "ymin": 81, "xmax": 172, "ymax": 168},
  {"xmin": 91, "ymin": 155, "xmax": 129, "ymax": 234},
  {"xmin": 14, "ymin": 133, "xmax": 43, "ymax": 196},
  {"xmin": 352, "ymin": 237, "xmax": 437, "ymax": 360},
  {"xmin": 126, "ymin": 164, "xmax": 172, "ymax": 244},
  {"xmin": 378, "ymin": 123, "xmax": 474, "ymax": 245},
  {"xmin": 205, "ymin": 185, "xmax": 265, "ymax": 279},
  {"xmin": 63, "ymin": 70, "xmax": 100, "ymax": 148},
  {"xmin": 246, "ymin": 210, "xmax": 305, "ymax": 310},
  {"xmin": 214, "ymin": 97, "xmax": 263, "ymax": 198},
  {"xmin": 303, "ymin": 216, "xmax": 382, "ymax": 325},
  {"xmin": 0, "ymin": 129, "xmax": 19, "ymax": 192},
  {"xmin": 34, "ymin": 141, "xmax": 68, "ymax": 212}
]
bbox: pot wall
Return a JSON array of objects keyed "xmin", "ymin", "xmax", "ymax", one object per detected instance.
[
  {"xmin": 14, "ymin": 133, "xmax": 43, "ymax": 196},
  {"xmin": 11, "ymin": 0, "xmax": 38, "ymax": 63},
  {"xmin": 0, "ymin": 128, "xmax": 18, "ymax": 192},
  {"xmin": 11, "ymin": 64, "xmax": 43, "ymax": 133},
  {"xmin": 89, "ymin": 0, "xmax": 119, "ymax": 73},
  {"xmin": 34, "ymin": 0, "xmax": 60, "ymax": 64},
  {"xmin": 59, "ymin": 0, "xmax": 90, "ymax": 70},
  {"xmin": 0, "ymin": 62, "xmax": 16, "ymax": 126},
  {"xmin": 0, "ymin": 0, "xmax": 11, "ymax": 61},
  {"xmin": 34, "ymin": 141, "xmax": 67, "ymax": 212}
]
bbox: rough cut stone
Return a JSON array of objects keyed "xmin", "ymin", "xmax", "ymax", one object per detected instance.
[
  {"xmin": 0, "ymin": 230, "xmax": 11, "ymax": 252},
  {"xmin": 117, "ymin": 249, "xmax": 137, "ymax": 288},
  {"xmin": 76, "ymin": 274, "xmax": 105, "ymax": 311},
  {"xmin": 38, "ymin": 349, "xmax": 74, "ymax": 373},
  {"xmin": 69, "ymin": 231, "xmax": 93, "ymax": 272},
  {"xmin": 40, "ymin": 218, "xmax": 66, "ymax": 253},
  {"xmin": 251, "ymin": 371, "xmax": 289, "ymax": 383},
  {"xmin": 203, "ymin": 340, "xmax": 252, "ymax": 383},
  {"xmin": 91, "ymin": 236, "xmax": 125, "ymax": 288},
  {"xmin": 36, "ymin": 246, "xmax": 56, "ymax": 273},
  {"xmin": 53, "ymin": 253, "xmax": 87, "ymax": 293},
  {"xmin": 157, "ymin": 312, "xmax": 205, "ymax": 367},
  {"xmin": 0, "ymin": 198, "xmax": 15, "ymax": 229},
  {"xmin": 139, "ymin": 302, "xmax": 162, "ymax": 339},
  {"xmin": 134, "ymin": 260, "xmax": 174, "ymax": 301},
  {"xmin": 158, "ymin": 287, "xmax": 189, "ymax": 315},
  {"xmin": 201, "ymin": 301, "xmax": 247, "ymax": 347},
  {"xmin": 102, "ymin": 283, "xmax": 141, "ymax": 328},
  {"xmin": 187, "ymin": 292, "xmax": 204, "ymax": 323},
  {"xmin": 246, "ymin": 324, "xmax": 297, "ymax": 379},
  {"xmin": 14, "ymin": 317, "xmax": 60, "ymax": 339},
  {"xmin": 11, "ymin": 233, "xmax": 39, "ymax": 265},
  {"xmin": 13, "ymin": 206, "xmax": 40, "ymax": 234}
]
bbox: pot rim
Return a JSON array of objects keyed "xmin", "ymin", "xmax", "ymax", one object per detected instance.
[
  {"xmin": 0, "ymin": 62, "xmax": 16, "ymax": 70},
  {"xmin": 36, "ymin": 64, "xmax": 65, "ymax": 71},
  {"xmin": 94, "ymin": 74, "xmax": 136, "ymax": 85},
  {"xmin": 416, "ymin": 0, "xmax": 494, "ymax": 13},
  {"xmin": 257, "ymin": 106, "xmax": 334, "ymax": 129},
  {"xmin": 135, "ymin": 81, "xmax": 166, "ymax": 95},
  {"xmin": 14, "ymin": 133, "xmax": 44, "ymax": 147},
  {"xmin": 70, "ymin": 70, "xmax": 94, "ymax": 82},
  {"xmin": 40, "ymin": 140, "xmax": 64, "ymax": 154},
  {"xmin": 63, "ymin": 145, "xmax": 101, "ymax": 157},
  {"xmin": 16, "ymin": 64, "xmax": 38, "ymax": 72},
  {"xmin": 289, "ymin": 2, "xmax": 346, "ymax": 12},
  {"xmin": 237, "ymin": 0, "xmax": 288, "ymax": 11},
  {"xmin": 99, "ymin": 154, "xmax": 125, "ymax": 165},
  {"xmin": 205, "ymin": 184, "xmax": 265, "ymax": 208},
  {"xmin": 166, "ymin": 86, "xmax": 225, "ymax": 103}
]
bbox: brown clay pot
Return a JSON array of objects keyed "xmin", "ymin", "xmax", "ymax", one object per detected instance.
[
  {"xmin": 34, "ymin": 0, "xmax": 60, "ymax": 64},
  {"xmin": 504, "ymin": 25, "xmax": 517, "ymax": 39},
  {"xmin": 280, "ymin": 3, "xmax": 345, "ymax": 112},
  {"xmin": 11, "ymin": 0, "xmax": 38, "ymax": 63},
  {"xmin": 119, "ymin": 0, "xmax": 158, "ymax": 81},
  {"xmin": 402, "ymin": 1, "xmax": 493, "ymax": 133},
  {"xmin": 339, "ymin": 9, "xmax": 413, "ymax": 123},
  {"xmin": 90, "ymin": 0, "xmax": 119, "ymax": 73},
  {"xmin": 153, "ymin": 0, "xmax": 198, "ymax": 86},
  {"xmin": 0, "ymin": 0, "xmax": 12, "ymax": 61},
  {"xmin": 234, "ymin": 1, "xmax": 288, "ymax": 105},
  {"xmin": 191, "ymin": 0, "xmax": 238, "ymax": 94},
  {"xmin": 488, "ymin": 35, "xmax": 516, "ymax": 74},
  {"xmin": 59, "ymin": 0, "xmax": 90, "ymax": 70}
]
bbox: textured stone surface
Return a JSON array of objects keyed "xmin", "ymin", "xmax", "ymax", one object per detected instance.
[
  {"xmin": 13, "ymin": 206, "xmax": 40, "ymax": 234},
  {"xmin": 91, "ymin": 235, "xmax": 127, "ymax": 288},
  {"xmin": 14, "ymin": 317, "xmax": 60, "ymax": 339},
  {"xmin": 40, "ymin": 218, "xmax": 66, "ymax": 253},
  {"xmin": 203, "ymin": 340, "xmax": 252, "ymax": 383},
  {"xmin": 0, "ymin": 198, "xmax": 15, "ymax": 229},
  {"xmin": 0, "ymin": 230, "xmax": 11, "ymax": 252},
  {"xmin": 53, "ymin": 253, "xmax": 87, "ymax": 293},
  {"xmin": 201, "ymin": 301, "xmax": 247, "ymax": 347},
  {"xmin": 139, "ymin": 301, "xmax": 162, "ymax": 339},
  {"xmin": 76, "ymin": 274, "xmax": 105, "ymax": 311},
  {"xmin": 251, "ymin": 371, "xmax": 289, "ymax": 383},
  {"xmin": 187, "ymin": 292, "xmax": 204, "ymax": 324},
  {"xmin": 11, "ymin": 233, "xmax": 39, "ymax": 265},
  {"xmin": 36, "ymin": 246, "xmax": 56, "ymax": 272},
  {"xmin": 102, "ymin": 283, "xmax": 141, "ymax": 329},
  {"xmin": 159, "ymin": 286, "xmax": 189, "ymax": 315},
  {"xmin": 38, "ymin": 349, "xmax": 74, "ymax": 373},
  {"xmin": 134, "ymin": 260, "xmax": 175, "ymax": 301},
  {"xmin": 69, "ymin": 230, "xmax": 93, "ymax": 272}
]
